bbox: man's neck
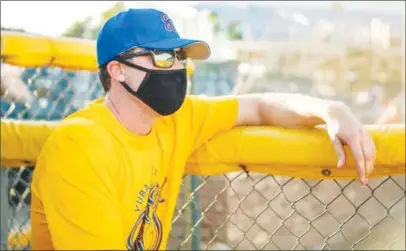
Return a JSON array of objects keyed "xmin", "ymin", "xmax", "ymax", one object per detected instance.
[{"xmin": 104, "ymin": 91, "xmax": 156, "ymax": 136}]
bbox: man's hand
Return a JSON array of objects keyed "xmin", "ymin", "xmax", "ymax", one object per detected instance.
[
  {"xmin": 325, "ymin": 102, "xmax": 376, "ymax": 185},
  {"xmin": 235, "ymin": 93, "xmax": 376, "ymax": 185}
]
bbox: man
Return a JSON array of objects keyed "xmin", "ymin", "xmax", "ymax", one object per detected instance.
[{"xmin": 31, "ymin": 8, "xmax": 376, "ymax": 250}]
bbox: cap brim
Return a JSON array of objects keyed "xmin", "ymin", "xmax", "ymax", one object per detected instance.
[{"xmin": 138, "ymin": 38, "xmax": 210, "ymax": 60}]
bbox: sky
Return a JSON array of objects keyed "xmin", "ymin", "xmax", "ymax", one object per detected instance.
[
  {"xmin": 0, "ymin": 1, "xmax": 201, "ymax": 36},
  {"xmin": 214, "ymin": 1, "xmax": 405, "ymax": 13},
  {"xmin": 1, "ymin": 1, "xmax": 118, "ymax": 36},
  {"xmin": 1, "ymin": 1, "xmax": 405, "ymax": 37}
]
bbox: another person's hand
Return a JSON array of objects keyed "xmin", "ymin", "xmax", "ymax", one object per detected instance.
[
  {"xmin": 1, "ymin": 65, "xmax": 34, "ymax": 104},
  {"xmin": 325, "ymin": 102, "xmax": 376, "ymax": 185}
]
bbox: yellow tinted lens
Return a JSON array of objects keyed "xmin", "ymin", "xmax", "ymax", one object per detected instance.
[{"xmin": 153, "ymin": 51, "xmax": 175, "ymax": 68}]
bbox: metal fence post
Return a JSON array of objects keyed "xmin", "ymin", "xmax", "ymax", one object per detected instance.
[
  {"xmin": 190, "ymin": 175, "xmax": 201, "ymax": 250},
  {"xmin": 1, "ymin": 168, "xmax": 9, "ymax": 250},
  {"xmin": 189, "ymin": 73, "xmax": 201, "ymax": 251}
]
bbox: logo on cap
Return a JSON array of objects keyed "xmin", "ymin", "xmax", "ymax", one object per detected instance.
[{"xmin": 161, "ymin": 14, "xmax": 176, "ymax": 32}]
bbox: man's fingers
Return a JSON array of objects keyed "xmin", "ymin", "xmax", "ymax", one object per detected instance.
[
  {"xmin": 349, "ymin": 139, "xmax": 367, "ymax": 185},
  {"xmin": 331, "ymin": 137, "xmax": 346, "ymax": 168},
  {"xmin": 361, "ymin": 134, "xmax": 376, "ymax": 178}
]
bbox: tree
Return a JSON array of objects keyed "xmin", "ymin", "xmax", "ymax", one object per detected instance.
[
  {"xmin": 62, "ymin": 1, "xmax": 126, "ymax": 39},
  {"xmin": 62, "ymin": 17, "xmax": 92, "ymax": 38},
  {"xmin": 227, "ymin": 21, "xmax": 243, "ymax": 40},
  {"xmin": 88, "ymin": 1, "xmax": 126, "ymax": 39},
  {"xmin": 209, "ymin": 11, "xmax": 221, "ymax": 35},
  {"xmin": 101, "ymin": 1, "xmax": 126, "ymax": 22}
]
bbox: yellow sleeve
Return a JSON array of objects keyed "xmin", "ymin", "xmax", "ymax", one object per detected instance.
[
  {"xmin": 179, "ymin": 95, "xmax": 238, "ymax": 172},
  {"xmin": 31, "ymin": 119, "xmax": 125, "ymax": 250},
  {"xmin": 1, "ymin": 119, "xmax": 57, "ymax": 166},
  {"xmin": 186, "ymin": 95, "xmax": 239, "ymax": 151}
]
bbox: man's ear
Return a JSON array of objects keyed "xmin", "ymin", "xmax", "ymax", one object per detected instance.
[{"xmin": 107, "ymin": 61, "xmax": 125, "ymax": 82}]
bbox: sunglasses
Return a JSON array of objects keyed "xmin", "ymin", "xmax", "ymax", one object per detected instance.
[{"xmin": 116, "ymin": 49, "xmax": 187, "ymax": 69}]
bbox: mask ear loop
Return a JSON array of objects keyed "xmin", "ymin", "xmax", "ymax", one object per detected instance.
[{"xmin": 118, "ymin": 64, "xmax": 151, "ymax": 97}]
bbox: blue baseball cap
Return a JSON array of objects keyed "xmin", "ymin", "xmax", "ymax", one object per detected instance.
[{"xmin": 96, "ymin": 8, "xmax": 211, "ymax": 67}]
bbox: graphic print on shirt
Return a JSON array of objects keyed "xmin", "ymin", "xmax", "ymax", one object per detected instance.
[{"xmin": 127, "ymin": 178, "xmax": 167, "ymax": 251}]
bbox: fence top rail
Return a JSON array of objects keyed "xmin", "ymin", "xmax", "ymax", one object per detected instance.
[
  {"xmin": 1, "ymin": 31, "xmax": 98, "ymax": 71},
  {"xmin": 0, "ymin": 30, "xmax": 196, "ymax": 74}
]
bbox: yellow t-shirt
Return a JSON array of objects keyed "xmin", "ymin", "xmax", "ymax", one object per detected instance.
[{"xmin": 30, "ymin": 95, "xmax": 238, "ymax": 250}]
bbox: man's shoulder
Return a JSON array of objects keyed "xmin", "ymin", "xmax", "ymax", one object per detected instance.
[
  {"xmin": 57, "ymin": 116, "xmax": 103, "ymax": 136},
  {"xmin": 57, "ymin": 99, "xmax": 111, "ymax": 137},
  {"xmin": 175, "ymin": 95, "xmax": 208, "ymax": 115},
  {"xmin": 175, "ymin": 94, "xmax": 237, "ymax": 117},
  {"xmin": 49, "ymin": 109, "xmax": 111, "ymax": 148}
]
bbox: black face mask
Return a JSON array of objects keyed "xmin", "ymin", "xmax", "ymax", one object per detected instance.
[{"xmin": 117, "ymin": 60, "xmax": 187, "ymax": 116}]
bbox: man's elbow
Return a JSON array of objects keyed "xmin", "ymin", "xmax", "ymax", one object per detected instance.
[{"xmin": 235, "ymin": 94, "xmax": 263, "ymax": 126}]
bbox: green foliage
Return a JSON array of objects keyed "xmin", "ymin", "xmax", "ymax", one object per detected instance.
[
  {"xmin": 209, "ymin": 11, "xmax": 221, "ymax": 35},
  {"xmin": 227, "ymin": 22, "xmax": 243, "ymax": 40},
  {"xmin": 62, "ymin": 1, "xmax": 126, "ymax": 39},
  {"xmin": 101, "ymin": 1, "xmax": 126, "ymax": 22},
  {"xmin": 89, "ymin": 1, "xmax": 126, "ymax": 38},
  {"xmin": 62, "ymin": 17, "xmax": 92, "ymax": 38}
]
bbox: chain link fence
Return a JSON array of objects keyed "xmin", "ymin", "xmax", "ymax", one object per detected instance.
[{"xmin": 1, "ymin": 43, "xmax": 405, "ymax": 250}]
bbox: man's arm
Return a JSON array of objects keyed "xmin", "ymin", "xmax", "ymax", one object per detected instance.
[
  {"xmin": 31, "ymin": 122, "xmax": 125, "ymax": 250},
  {"xmin": 183, "ymin": 93, "xmax": 375, "ymax": 185},
  {"xmin": 235, "ymin": 93, "xmax": 376, "ymax": 185},
  {"xmin": 236, "ymin": 93, "xmax": 333, "ymax": 128}
]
